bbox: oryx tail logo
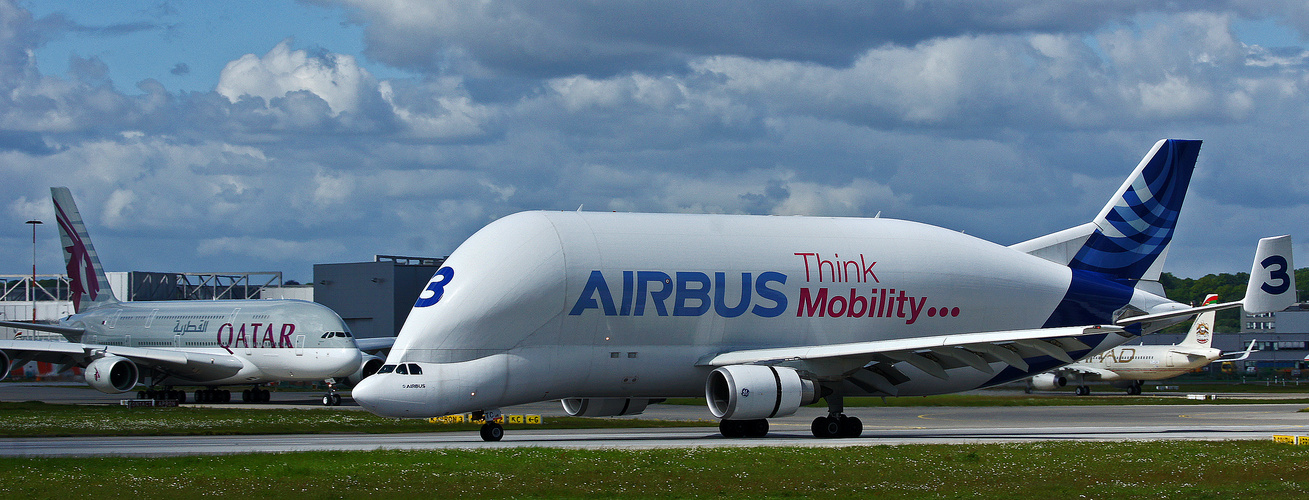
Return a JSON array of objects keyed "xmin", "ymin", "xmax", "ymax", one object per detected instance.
[{"xmin": 55, "ymin": 199, "xmax": 98, "ymax": 311}]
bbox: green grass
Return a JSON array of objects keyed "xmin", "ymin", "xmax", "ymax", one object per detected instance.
[
  {"xmin": 2, "ymin": 441, "xmax": 1307, "ymax": 498},
  {"xmin": 0, "ymin": 402, "xmax": 715, "ymax": 438}
]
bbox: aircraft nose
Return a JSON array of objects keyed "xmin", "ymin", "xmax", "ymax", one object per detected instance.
[
  {"xmin": 351, "ymin": 374, "xmax": 389, "ymax": 414},
  {"xmin": 352, "ymin": 373, "xmax": 427, "ymax": 418}
]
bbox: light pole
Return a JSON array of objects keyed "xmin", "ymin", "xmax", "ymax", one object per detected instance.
[{"xmin": 24, "ymin": 219, "xmax": 42, "ymax": 323}]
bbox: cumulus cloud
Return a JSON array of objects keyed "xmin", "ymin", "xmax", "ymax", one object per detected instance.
[{"xmin": 2, "ymin": 0, "xmax": 1309, "ymax": 280}]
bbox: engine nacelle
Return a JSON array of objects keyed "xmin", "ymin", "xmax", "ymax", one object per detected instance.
[
  {"xmin": 84, "ymin": 356, "xmax": 139, "ymax": 393},
  {"xmin": 705, "ymin": 365, "xmax": 819, "ymax": 420},
  {"xmin": 1029, "ymin": 372, "xmax": 1067, "ymax": 391},
  {"xmin": 561, "ymin": 398, "xmax": 651, "ymax": 417},
  {"xmin": 343, "ymin": 354, "xmax": 385, "ymax": 386},
  {"xmin": 0, "ymin": 350, "xmax": 10, "ymax": 382}
]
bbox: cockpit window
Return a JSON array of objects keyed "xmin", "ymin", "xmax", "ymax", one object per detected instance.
[
  {"xmin": 378, "ymin": 364, "xmax": 396, "ymax": 374},
  {"xmin": 395, "ymin": 364, "xmax": 409, "ymax": 375},
  {"xmin": 407, "ymin": 363, "xmax": 422, "ymax": 375}
]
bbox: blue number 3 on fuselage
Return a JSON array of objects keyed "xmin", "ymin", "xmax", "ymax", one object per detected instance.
[{"xmin": 415, "ymin": 267, "xmax": 455, "ymax": 307}]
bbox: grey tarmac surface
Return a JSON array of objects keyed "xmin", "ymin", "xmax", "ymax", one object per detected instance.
[{"xmin": 3, "ymin": 382, "xmax": 1309, "ymax": 456}]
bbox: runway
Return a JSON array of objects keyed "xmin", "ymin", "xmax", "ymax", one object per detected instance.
[{"xmin": 3, "ymin": 383, "xmax": 1309, "ymax": 456}]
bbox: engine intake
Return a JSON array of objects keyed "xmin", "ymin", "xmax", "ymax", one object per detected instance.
[
  {"xmin": 1029, "ymin": 372, "xmax": 1067, "ymax": 391},
  {"xmin": 561, "ymin": 398, "xmax": 651, "ymax": 417},
  {"xmin": 0, "ymin": 350, "xmax": 10, "ymax": 382},
  {"xmin": 705, "ymin": 365, "xmax": 818, "ymax": 420},
  {"xmin": 345, "ymin": 354, "xmax": 385, "ymax": 386},
  {"xmin": 84, "ymin": 356, "xmax": 139, "ymax": 393}
]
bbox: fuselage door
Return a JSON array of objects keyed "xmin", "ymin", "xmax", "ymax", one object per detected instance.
[
  {"xmin": 107, "ymin": 310, "xmax": 121, "ymax": 329},
  {"xmin": 295, "ymin": 334, "xmax": 305, "ymax": 356},
  {"xmin": 144, "ymin": 309, "xmax": 158, "ymax": 329}
]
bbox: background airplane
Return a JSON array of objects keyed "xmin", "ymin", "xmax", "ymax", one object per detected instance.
[
  {"xmin": 0, "ymin": 187, "xmax": 389, "ymax": 405},
  {"xmin": 352, "ymin": 139, "xmax": 1296, "ymax": 441},
  {"xmin": 1027, "ymin": 294, "xmax": 1257, "ymax": 395}
]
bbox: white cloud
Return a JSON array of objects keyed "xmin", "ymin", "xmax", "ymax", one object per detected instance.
[{"xmin": 216, "ymin": 39, "xmax": 374, "ymax": 116}]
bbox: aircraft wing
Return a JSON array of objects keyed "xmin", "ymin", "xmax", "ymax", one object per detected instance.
[
  {"xmin": 697, "ymin": 325, "xmax": 1128, "ymax": 394},
  {"xmin": 354, "ymin": 336, "xmax": 396, "ymax": 353},
  {"xmin": 0, "ymin": 339, "xmax": 245, "ymax": 381},
  {"xmin": 0, "ymin": 320, "xmax": 85, "ymax": 340}
]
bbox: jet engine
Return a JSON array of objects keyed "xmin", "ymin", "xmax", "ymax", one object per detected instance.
[
  {"xmin": 343, "ymin": 354, "xmax": 385, "ymax": 386},
  {"xmin": 1029, "ymin": 372, "xmax": 1067, "ymax": 391},
  {"xmin": 0, "ymin": 350, "xmax": 10, "ymax": 381},
  {"xmin": 561, "ymin": 398, "xmax": 651, "ymax": 417},
  {"xmin": 705, "ymin": 365, "xmax": 819, "ymax": 420},
  {"xmin": 84, "ymin": 356, "xmax": 139, "ymax": 393}
]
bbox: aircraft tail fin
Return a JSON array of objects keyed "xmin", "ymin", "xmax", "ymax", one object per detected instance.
[
  {"xmin": 51, "ymin": 187, "xmax": 118, "ymax": 312},
  {"xmin": 1243, "ymin": 235, "xmax": 1295, "ymax": 314},
  {"xmin": 1178, "ymin": 294, "xmax": 1218, "ymax": 347},
  {"xmin": 1012, "ymin": 139, "xmax": 1201, "ymax": 285}
]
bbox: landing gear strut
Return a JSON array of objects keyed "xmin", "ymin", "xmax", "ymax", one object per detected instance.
[{"xmin": 811, "ymin": 394, "xmax": 862, "ymax": 438}]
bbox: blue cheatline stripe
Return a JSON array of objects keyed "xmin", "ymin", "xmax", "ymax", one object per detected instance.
[{"xmin": 1068, "ymin": 139, "xmax": 1201, "ymax": 281}]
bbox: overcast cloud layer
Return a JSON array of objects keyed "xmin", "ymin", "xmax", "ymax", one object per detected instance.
[{"xmin": 2, "ymin": 0, "xmax": 1307, "ymax": 282}]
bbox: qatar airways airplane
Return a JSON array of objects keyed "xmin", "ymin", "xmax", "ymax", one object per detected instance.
[
  {"xmin": 0, "ymin": 188, "xmax": 389, "ymax": 405},
  {"xmin": 352, "ymin": 139, "xmax": 1296, "ymax": 441}
]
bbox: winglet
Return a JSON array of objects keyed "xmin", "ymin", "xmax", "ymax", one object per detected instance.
[{"xmin": 1243, "ymin": 235, "xmax": 1295, "ymax": 314}]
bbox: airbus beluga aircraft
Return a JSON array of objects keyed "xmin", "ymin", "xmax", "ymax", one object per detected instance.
[
  {"xmin": 0, "ymin": 188, "xmax": 390, "ymax": 405},
  {"xmin": 352, "ymin": 139, "xmax": 1296, "ymax": 441}
]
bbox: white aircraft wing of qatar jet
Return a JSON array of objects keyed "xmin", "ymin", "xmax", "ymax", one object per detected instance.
[
  {"xmin": 352, "ymin": 139, "xmax": 1297, "ymax": 441},
  {"xmin": 1028, "ymin": 294, "xmax": 1259, "ymax": 395},
  {"xmin": 0, "ymin": 188, "xmax": 384, "ymax": 406}
]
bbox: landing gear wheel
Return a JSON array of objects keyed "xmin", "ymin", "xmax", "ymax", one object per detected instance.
[
  {"xmin": 839, "ymin": 416, "xmax": 863, "ymax": 438},
  {"xmin": 746, "ymin": 419, "xmax": 769, "ymax": 438},
  {"xmin": 1127, "ymin": 383, "xmax": 1142, "ymax": 395},
  {"xmin": 480, "ymin": 422, "xmax": 504, "ymax": 442},
  {"xmin": 812, "ymin": 416, "xmax": 842, "ymax": 438},
  {"xmin": 719, "ymin": 419, "xmax": 744, "ymax": 438},
  {"xmin": 1075, "ymin": 386, "xmax": 1090, "ymax": 396}
]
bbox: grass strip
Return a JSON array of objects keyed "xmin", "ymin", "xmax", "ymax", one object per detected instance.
[
  {"xmin": 1, "ymin": 441, "xmax": 1306, "ymax": 499},
  {"xmin": 0, "ymin": 402, "xmax": 715, "ymax": 438}
]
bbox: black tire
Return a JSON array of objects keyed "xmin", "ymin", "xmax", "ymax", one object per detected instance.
[
  {"xmin": 222, "ymin": 390, "xmax": 231, "ymax": 403},
  {"xmin": 839, "ymin": 416, "xmax": 863, "ymax": 438},
  {"xmin": 242, "ymin": 389, "xmax": 251, "ymax": 402},
  {"xmin": 322, "ymin": 395, "xmax": 332, "ymax": 406},
  {"xmin": 812, "ymin": 416, "xmax": 841, "ymax": 438},
  {"xmin": 137, "ymin": 391, "xmax": 146, "ymax": 399},
  {"xmin": 332, "ymin": 394, "xmax": 342, "ymax": 406},
  {"xmin": 480, "ymin": 423, "xmax": 504, "ymax": 442},
  {"xmin": 719, "ymin": 420, "xmax": 744, "ymax": 438},
  {"xmin": 746, "ymin": 419, "xmax": 769, "ymax": 438}
]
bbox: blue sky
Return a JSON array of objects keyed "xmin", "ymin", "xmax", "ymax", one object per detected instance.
[{"xmin": 2, "ymin": 1, "xmax": 1308, "ymax": 284}]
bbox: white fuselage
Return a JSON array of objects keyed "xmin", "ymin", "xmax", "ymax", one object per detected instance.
[
  {"xmin": 1067, "ymin": 344, "xmax": 1222, "ymax": 381},
  {"xmin": 68, "ymin": 299, "xmax": 360, "ymax": 385},
  {"xmin": 355, "ymin": 211, "xmax": 1186, "ymax": 418}
]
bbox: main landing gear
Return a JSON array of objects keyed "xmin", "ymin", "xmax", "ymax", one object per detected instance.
[
  {"xmin": 719, "ymin": 419, "xmax": 769, "ymax": 438},
  {"xmin": 1074, "ymin": 385, "xmax": 1091, "ymax": 396},
  {"xmin": 137, "ymin": 387, "xmax": 186, "ymax": 403},
  {"xmin": 194, "ymin": 388, "xmax": 232, "ymax": 403},
  {"xmin": 321, "ymin": 378, "xmax": 343, "ymax": 406},
  {"xmin": 242, "ymin": 386, "xmax": 272, "ymax": 403},
  {"xmin": 474, "ymin": 409, "xmax": 504, "ymax": 442},
  {"xmin": 811, "ymin": 395, "xmax": 862, "ymax": 439}
]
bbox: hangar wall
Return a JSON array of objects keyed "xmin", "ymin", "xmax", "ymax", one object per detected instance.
[{"xmin": 313, "ymin": 255, "xmax": 445, "ymax": 339}]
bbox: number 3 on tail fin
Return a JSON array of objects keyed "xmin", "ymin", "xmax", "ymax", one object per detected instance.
[{"xmin": 1244, "ymin": 236, "xmax": 1295, "ymax": 313}]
